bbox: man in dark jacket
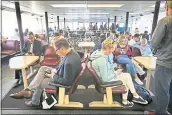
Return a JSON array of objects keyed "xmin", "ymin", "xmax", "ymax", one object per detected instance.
[
  {"xmin": 13, "ymin": 32, "xmax": 42, "ymax": 88},
  {"xmin": 151, "ymin": 1, "xmax": 172, "ymax": 114},
  {"xmin": 10, "ymin": 39, "xmax": 81, "ymax": 107}
]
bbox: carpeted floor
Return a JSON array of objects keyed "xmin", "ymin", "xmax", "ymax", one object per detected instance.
[{"xmin": 1, "ymin": 68, "xmax": 155, "ymax": 111}]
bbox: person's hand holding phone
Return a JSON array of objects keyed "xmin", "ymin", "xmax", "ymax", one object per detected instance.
[{"xmin": 45, "ymin": 69, "xmax": 54, "ymax": 79}]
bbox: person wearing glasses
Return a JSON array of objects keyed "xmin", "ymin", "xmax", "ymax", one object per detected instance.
[
  {"xmin": 13, "ymin": 32, "xmax": 42, "ymax": 88},
  {"xmin": 10, "ymin": 39, "xmax": 81, "ymax": 107},
  {"xmin": 151, "ymin": 1, "xmax": 172, "ymax": 114}
]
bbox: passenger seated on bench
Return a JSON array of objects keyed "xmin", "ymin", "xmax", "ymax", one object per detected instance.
[
  {"xmin": 13, "ymin": 32, "xmax": 42, "ymax": 88},
  {"xmin": 50, "ymin": 32, "xmax": 64, "ymax": 46},
  {"xmin": 10, "ymin": 39, "xmax": 82, "ymax": 107},
  {"xmin": 93, "ymin": 34, "xmax": 106, "ymax": 51},
  {"xmin": 113, "ymin": 36, "xmax": 144, "ymax": 85},
  {"xmin": 90, "ymin": 39, "xmax": 148, "ymax": 107},
  {"xmin": 139, "ymin": 38, "xmax": 152, "ymax": 56}
]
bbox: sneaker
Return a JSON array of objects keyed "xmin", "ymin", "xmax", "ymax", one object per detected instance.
[
  {"xmin": 122, "ymin": 101, "xmax": 134, "ymax": 108},
  {"xmin": 135, "ymin": 77, "xmax": 143, "ymax": 85},
  {"xmin": 132, "ymin": 96, "xmax": 148, "ymax": 105}
]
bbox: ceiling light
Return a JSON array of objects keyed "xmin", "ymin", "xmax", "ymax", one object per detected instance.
[
  {"xmin": 2, "ymin": 4, "xmax": 24, "ymax": 9},
  {"xmin": 150, "ymin": 3, "xmax": 165, "ymax": 8},
  {"xmin": 65, "ymin": 13, "xmax": 109, "ymax": 15},
  {"xmin": 50, "ymin": 4, "xmax": 124, "ymax": 8},
  {"xmin": 130, "ymin": 13, "xmax": 138, "ymax": 15},
  {"xmin": 87, "ymin": 4, "xmax": 124, "ymax": 8},
  {"xmin": 50, "ymin": 4, "xmax": 86, "ymax": 8}
]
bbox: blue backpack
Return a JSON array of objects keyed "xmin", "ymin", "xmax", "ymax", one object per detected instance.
[{"xmin": 128, "ymin": 83, "xmax": 153, "ymax": 104}]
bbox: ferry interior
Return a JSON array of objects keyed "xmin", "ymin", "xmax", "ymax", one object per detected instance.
[{"xmin": 1, "ymin": 0, "xmax": 170, "ymax": 114}]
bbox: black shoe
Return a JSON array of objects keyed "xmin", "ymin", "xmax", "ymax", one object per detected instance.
[{"xmin": 13, "ymin": 78, "xmax": 23, "ymax": 88}]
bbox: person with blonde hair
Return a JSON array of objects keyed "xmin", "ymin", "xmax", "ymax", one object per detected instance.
[
  {"xmin": 50, "ymin": 32, "xmax": 64, "ymax": 46},
  {"xmin": 90, "ymin": 39, "xmax": 148, "ymax": 107}
]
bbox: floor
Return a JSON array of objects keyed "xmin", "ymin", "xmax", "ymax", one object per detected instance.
[{"xmin": 1, "ymin": 56, "xmax": 155, "ymax": 114}]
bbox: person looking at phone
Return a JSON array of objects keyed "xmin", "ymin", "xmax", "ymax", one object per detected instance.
[
  {"xmin": 13, "ymin": 32, "xmax": 43, "ymax": 88},
  {"xmin": 90, "ymin": 39, "xmax": 148, "ymax": 107},
  {"xmin": 10, "ymin": 39, "xmax": 81, "ymax": 107}
]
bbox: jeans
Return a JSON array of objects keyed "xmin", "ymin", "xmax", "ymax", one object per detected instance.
[
  {"xmin": 27, "ymin": 66, "xmax": 54, "ymax": 90},
  {"xmin": 168, "ymin": 81, "xmax": 172, "ymax": 113},
  {"xmin": 31, "ymin": 78, "xmax": 55, "ymax": 105},
  {"xmin": 117, "ymin": 55, "xmax": 136, "ymax": 76},
  {"xmin": 154, "ymin": 64, "xmax": 172, "ymax": 115}
]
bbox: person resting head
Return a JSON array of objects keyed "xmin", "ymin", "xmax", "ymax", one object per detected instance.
[{"xmin": 90, "ymin": 39, "xmax": 148, "ymax": 107}]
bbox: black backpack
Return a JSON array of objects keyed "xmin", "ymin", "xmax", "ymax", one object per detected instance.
[{"xmin": 128, "ymin": 83, "xmax": 153, "ymax": 104}]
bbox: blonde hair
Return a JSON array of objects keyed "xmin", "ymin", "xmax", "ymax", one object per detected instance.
[
  {"xmin": 140, "ymin": 38, "xmax": 148, "ymax": 45},
  {"xmin": 102, "ymin": 39, "xmax": 114, "ymax": 50}
]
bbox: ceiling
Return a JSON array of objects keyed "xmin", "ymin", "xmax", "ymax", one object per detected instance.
[{"xmin": 2, "ymin": 1, "xmax": 166, "ymax": 23}]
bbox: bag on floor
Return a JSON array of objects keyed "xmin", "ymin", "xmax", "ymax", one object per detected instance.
[
  {"xmin": 42, "ymin": 88, "xmax": 57, "ymax": 109},
  {"xmin": 128, "ymin": 83, "xmax": 153, "ymax": 104}
]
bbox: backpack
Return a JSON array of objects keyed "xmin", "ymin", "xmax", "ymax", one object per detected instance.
[{"xmin": 128, "ymin": 83, "xmax": 153, "ymax": 104}]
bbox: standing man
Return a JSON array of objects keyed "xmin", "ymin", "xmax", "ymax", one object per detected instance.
[{"xmin": 151, "ymin": 1, "xmax": 172, "ymax": 114}]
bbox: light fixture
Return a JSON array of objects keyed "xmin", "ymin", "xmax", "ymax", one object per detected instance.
[
  {"xmin": 129, "ymin": 12, "xmax": 138, "ymax": 15},
  {"xmin": 87, "ymin": 4, "xmax": 124, "ymax": 8},
  {"xmin": 150, "ymin": 2, "xmax": 165, "ymax": 8},
  {"xmin": 65, "ymin": 12, "xmax": 109, "ymax": 15},
  {"xmin": 50, "ymin": 4, "xmax": 124, "ymax": 8},
  {"xmin": 50, "ymin": 4, "xmax": 86, "ymax": 8},
  {"xmin": 2, "ymin": 4, "xmax": 24, "ymax": 9}
]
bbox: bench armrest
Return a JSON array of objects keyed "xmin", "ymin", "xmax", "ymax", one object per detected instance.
[
  {"xmin": 48, "ymin": 81, "xmax": 71, "ymax": 88},
  {"xmin": 100, "ymin": 80, "xmax": 123, "ymax": 88}
]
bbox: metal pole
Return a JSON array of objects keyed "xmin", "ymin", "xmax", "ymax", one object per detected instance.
[
  {"xmin": 108, "ymin": 18, "xmax": 110, "ymax": 30},
  {"xmin": 45, "ymin": 12, "xmax": 49, "ymax": 43},
  {"xmin": 15, "ymin": 2, "xmax": 24, "ymax": 51},
  {"xmin": 57, "ymin": 16, "xmax": 59, "ymax": 30},
  {"xmin": 151, "ymin": 1, "xmax": 160, "ymax": 35},
  {"xmin": 125, "ymin": 12, "xmax": 129, "ymax": 31},
  {"xmin": 64, "ymin": 18, "xmax": 66, "ymax": 29}
]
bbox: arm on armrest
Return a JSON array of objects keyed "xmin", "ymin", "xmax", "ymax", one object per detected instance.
[
  {"xmin": 48, "ymin": 81, "xmax": 71, "ymax": 88},
  {"xmin": 100, "ymin": 80, "xmax": 123, "ymax": 88}
]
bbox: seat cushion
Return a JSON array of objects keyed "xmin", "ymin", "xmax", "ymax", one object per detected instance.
[
  {"xmin": 97, "ymin": 85, "xmax": 127, "ymax": 94},
  {"xmin": 40, "ymin": 59, "xmax": 60, "ymax": 66},
  {"xmin": 1, "ymin": 50, "xmax": 16, "ymax": 55}
]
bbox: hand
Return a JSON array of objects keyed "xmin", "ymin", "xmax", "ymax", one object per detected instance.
[
  {"xmin": 116, "ymin": 69, "xmax": 123, "ymax": 74},
  {"xmin": 45, "ymin": 72, "xmax": 55, "ymax": 79}
]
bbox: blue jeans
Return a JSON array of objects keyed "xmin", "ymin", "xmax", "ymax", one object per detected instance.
[
  {"xmin": 116, "ymin": 55, "xmax": 136, "ymax": 76},
  {"xmin": 168, "ymin": 81, "xmax": 172, "ymax": 114},
  {"xmin": 154, "ymin": 64, "xmax": 172, "ymax": 115}
]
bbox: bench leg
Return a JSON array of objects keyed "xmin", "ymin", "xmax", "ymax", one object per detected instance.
[
  {"xmin": 88, "ymin": 84, "xmax": 95, "ymax": 88},
  {"xmin": 89, "ymin": 87, "xmax": 122, "ymax": 107},
  {"xmin": 54, "ymin": 87, "xmax": 83, "ymax": 108},
  {"xmin": 21, "ymin": 68, "xmax": 28, "ymax": 89},
  {"xmin": 77, "ymin": 85, "xmax": 86, "ymax": 89}
]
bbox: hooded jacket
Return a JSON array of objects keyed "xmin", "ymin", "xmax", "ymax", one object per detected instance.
[{"xmin": 90, "ymin": 50, "xmax": 117, "ymax": 82}]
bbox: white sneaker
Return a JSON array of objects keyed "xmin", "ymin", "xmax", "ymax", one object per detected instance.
[{"xmin": 135, "ymin": 77, "xmax": 143, "ymax": 85}]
